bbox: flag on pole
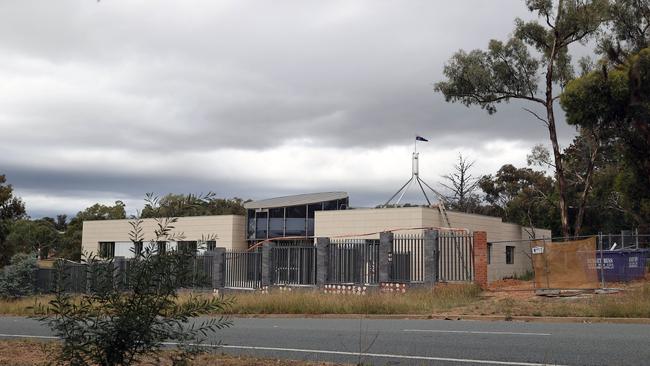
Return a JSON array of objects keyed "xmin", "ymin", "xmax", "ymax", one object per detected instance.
[{"xmin": 416, "ymin": 136, "xmax": 428, "ymax": 142}]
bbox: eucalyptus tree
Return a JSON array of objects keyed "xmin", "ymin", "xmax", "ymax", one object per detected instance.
[{"xmin": 435, "ymin": 0, "xmax": 608, "ymax": 237}]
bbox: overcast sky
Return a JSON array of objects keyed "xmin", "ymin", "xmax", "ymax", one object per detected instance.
[{"xmin": 0, "ymin": 0, "xmax": 583, "ymax": 218}]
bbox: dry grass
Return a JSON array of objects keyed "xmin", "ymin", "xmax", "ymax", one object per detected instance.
[
  {"xmin": 0, "ymin": 340, "xmax": 346, "ymax": 365},
  {"xmin": 0, "ymin": 285, "xmax": 482, "ymax": 317},
  {"xmin": 217, "ymin": 284, "xmax": 482, "ymax": 315},
  {"xmin": 2, "ymin": 283, "xmax": 650, "ymax": 319}
]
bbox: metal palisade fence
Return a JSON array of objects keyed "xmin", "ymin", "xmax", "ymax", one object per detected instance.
[
  {"xmin": 223, "ymin": 250, "xmax": 262, "ymax": 289},
  {"xmin": 328, "ymin": 239, "xmax": 380, "ymax": 284},
  {"xmin": 391, "ymin": 234, "xmax": 425, "ymax": 283},
  {"xmin": 270, "ymin": 245, "xmax": 317, "ymax": 286},
  {"xmin": 438, "ymin": 231, "xmax": 474, "ymax": 282}
]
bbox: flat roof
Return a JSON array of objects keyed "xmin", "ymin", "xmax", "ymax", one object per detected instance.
[{"xmin": 244, "ymin": 192, "xmax": 348, "ymax": 209}]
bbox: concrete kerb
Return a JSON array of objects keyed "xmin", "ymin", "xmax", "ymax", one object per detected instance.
[{"xmin": 228, "ymin": 313, "xmax": 650, "ymax": 324}]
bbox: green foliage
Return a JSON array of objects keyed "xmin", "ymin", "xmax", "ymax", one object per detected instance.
[
  {"xmin": 37, "ymin": 231, "xmax": 232, "ymax": 365},
  {"xmin": 0, "ymin": 253, "xmax": 38, "ymax": 298},
  {"xmin": 5, "ymin": 220, "xmax": 60, "ymax": 261},
  {"xmin": 561, "ymin": 48, "xmax": 650, "ymax": 231},
  {"xmin": 479, "ymin": 164, "xmax": 559, "ymax": 234},
  {"xmin": 0, "ymin": 175, "xmax": 27, "ymax": 266},
  {"xmin": 140, "ymin": 192, "xmax": 247, "ymax": 218},
  {"xmin": 435, "ymin": 38, "xmax": 540, "ymax": 114}
]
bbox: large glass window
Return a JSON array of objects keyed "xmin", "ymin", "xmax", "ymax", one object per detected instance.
[
  {"xmin": 247, "ymin": 209, "xmax": 256, "ymax": 239},
  {"xmin": 285, "ymin": 205, "xmax": 306, "ymax": 236},
  {"xmin": 323, "ymin": 200, "xmax": 337, "ymax": 211},
  {"xmin": 307, "ymin": 204, "xmax": 320, "ymax": 236},
  {"xmin": 255, "ymin": 211, "xmax": 268, "ymax": 239},
  {"xmin": 269, "ymin": 208, "xmax": 284, "ymax": 238}
]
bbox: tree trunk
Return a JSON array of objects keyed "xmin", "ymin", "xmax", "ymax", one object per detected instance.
[
  {"xmin": 546, "ymin": 11, "xmax": 571, "ymax": 239},
  {"xmin": 573, "ymin": 142, "xmax": 599, "ymax": 236}
]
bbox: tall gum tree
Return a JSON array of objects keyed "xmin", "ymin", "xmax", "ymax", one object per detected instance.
[{"xmin": 434, "ymin": 0, "xmax": 608, "ymax": 237}]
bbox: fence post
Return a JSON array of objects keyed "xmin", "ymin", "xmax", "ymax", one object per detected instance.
[
  {"xmin": 261, "ymin": 242, "xmax": 274, "ymax": 287},
  {"xmin": 113, "ymin": 257, "xmax": 126, "ymax": 290},
  {"xmin": 211, "ymin": 248, "xmax": 226, "ymax": 289},
  {"xmin": 472, "ymin": 231, "xmax": 488, "ymax": 288},
  {"xmin": 424, "ymin": 230, "xmax": 439, "ymax": 285},
  {"xmin": 379, "ymin": 232, "xmax": 393, "ymax": 283},
  {"xmin": 316, "ymin": 237, "xmax": 330, "ymax": 287}
]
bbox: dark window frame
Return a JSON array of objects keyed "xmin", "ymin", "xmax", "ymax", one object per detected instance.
[
  {"xmin": 487, "ymin": 243, "xmax": 492, "ymax": 265},
  {"xmin": 99, "ymin": 242, "xmax": 115, "ymax": 259},
  {"xmin": 505, "ymin": 246, "xmax": 515, "ymax": 265}
]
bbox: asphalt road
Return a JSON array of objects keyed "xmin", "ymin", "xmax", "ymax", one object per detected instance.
[{"xmin": 0, "ymin": 316, "xmax": 649, "ymax": 365}]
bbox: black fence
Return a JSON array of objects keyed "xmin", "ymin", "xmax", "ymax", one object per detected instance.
[
  {"xmin": 36, "ymin": 255, "xmax": 218, "ymax": 294},
  {"xmin": 438, "ymin": 232, "xmax": 474, "ymax": 282},
  {"xmin": 391, "ymin": 234, "xmax": 425, "ymax": 283},
  {"xmin": 271, "ymin": 246, "xmax": 316, "ymax": 286},
  {"xmin": 328, "ymin": 239, "xmax": 380, "ymax": 284},
  {"xmin": 223, "ymin": 250, "xmax": 262, "ymax": 289}
]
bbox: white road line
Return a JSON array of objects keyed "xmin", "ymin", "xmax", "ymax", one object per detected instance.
[
  {"xmin": 403, "ymin": 329, "xmax": 552, "ymax": 336},
  {"xmin": 0, "ymin": 333, "xmax": 564, "ymax": 366}
]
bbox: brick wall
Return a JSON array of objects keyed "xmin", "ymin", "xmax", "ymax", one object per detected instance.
[{"xmin": 473, "ymin": 231, "xmax": 488, "ymax": 288}]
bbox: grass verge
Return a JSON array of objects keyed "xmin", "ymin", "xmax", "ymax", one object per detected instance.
[
  {"xmin": 0, "ymin": 285, "xmax": 482, "ymax": 317},
  {"xmin": 0, "ymin": 340, "xmax": 346, "ymax": 366},
  {"xmin": 219, "ymin": 284, "xmax": 482, "ymax": 315}
]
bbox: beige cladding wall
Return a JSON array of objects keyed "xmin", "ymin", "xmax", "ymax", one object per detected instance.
[
  {"xmin": 315, "ymin": 207, "xmax": 427, "ymax": 239},
  {"xmin": 82, "ymin": 215, "xmax": 247, "ymax": 255},
  {"xmin": 315, "ymin": 207, "xmax": 551, "ymax": 282}
]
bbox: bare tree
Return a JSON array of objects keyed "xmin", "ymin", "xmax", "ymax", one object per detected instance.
[{"xmin": 440, "ymin": 154, "xmax": 480, "ymax": 212}]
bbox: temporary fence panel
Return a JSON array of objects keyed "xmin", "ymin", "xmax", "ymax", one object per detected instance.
[
  {"xmin": 271, "ymin": 246, "xmax": 317, "ymax": 286},
  {"xmin": 438, "ymin": 232, "xmax": 474, "ymax": 282},
  {"xmin": 328, "ymin": 239, "xmax": 379, "ymax": 284},
  {"xmin": 391, "ymin": 234, "xmax": 425, "ymax": 283},
  {"xmin": 531, "ymin": 237, "xmax": 599, "ymax": 289},
  {"xmin": 224, "ymin": 251, "xmax": 262, "ymax": 289}
]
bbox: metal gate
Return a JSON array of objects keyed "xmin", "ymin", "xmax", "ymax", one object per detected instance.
[
  {"xmin": 391, "ymin": 234, "xmax": 425, "ymax": 282},
  {"xmin": 271, "ymin": 246, "xmax": 317, "ymax": 286},
  {"xmin": 438, "ymin": 232, "xmax": 474, "ymax": 282},
  {"xmin": 328, "ymin": 239, "xmax": 379, "ymax": 284},
  {"xmin": 224, "ymin": 250, "xmax": 262, "ymax": 289}
]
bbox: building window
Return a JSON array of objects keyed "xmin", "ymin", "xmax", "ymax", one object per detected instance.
[
  {"xmin": 285, "ymin": 205, "xmax": 306, "ymax": 237},
  {"xmin": 178, "ymin": 241, "xmax": 197, "ymax": 254},
  {"xmin": 99, "ymin": 242, "xmax": 115, "ymax": 259},
  {"xmin": 133, "ymin": 241, "xmax": 143, "ymax": 256},
  {"xmin": 506, "ymin": 246, "xmax": 515, "ymax": 264},
  {"xmin": 487, "ymin": 243, "xmax": 492, "ymax": 265},
  {"xmin": 269, "ymin": 208, "xmax": 284, "ymax": 238},
  {"xmin": 206, "ymin": 240, "xmax": 217, "ymax": 251},
  {"xmin": 157, "ymin": 241, "xmax": 167, "ymax": 255},
  {"xmin": 255, "ymin": 210, "xmax": 268, "ymax": 239}
]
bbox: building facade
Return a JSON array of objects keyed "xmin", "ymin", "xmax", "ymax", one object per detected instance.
[{"xmin": 81, "ymin": 192, "xmax": 551, "ymax": 282}]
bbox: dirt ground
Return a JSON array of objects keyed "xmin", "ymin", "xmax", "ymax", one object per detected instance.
[
  {"xmin": 0, "ymin": 340, "xmax": 347, "ymax": 366},
  {"xmin": 441, "ymin": 277, "xmax": 650, "ymax": 318}
]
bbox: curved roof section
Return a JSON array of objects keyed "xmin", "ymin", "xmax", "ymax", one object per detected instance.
[{"xmin": 244, "ymin": 192, "xmax": 348, "ymax": 209}]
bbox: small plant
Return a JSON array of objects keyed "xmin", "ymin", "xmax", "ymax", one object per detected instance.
[{"xmin": 0, "ymin": 252, "xmax": 38, "ymax": 298}]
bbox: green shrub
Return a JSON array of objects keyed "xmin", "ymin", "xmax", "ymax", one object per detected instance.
[
  {"xmin": 0, "ymin": 253, "xmax": 38, "ymax": 298},
  {"xmin": 35, "ymin": 213, "xmax": 232, "ymax": 366}
]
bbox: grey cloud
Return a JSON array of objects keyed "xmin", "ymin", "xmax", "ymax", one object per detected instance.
[{"xmin": 0, "ymin": 0, "xmax": 582, "ymax": 217}]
